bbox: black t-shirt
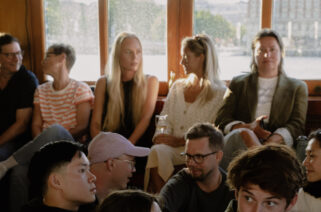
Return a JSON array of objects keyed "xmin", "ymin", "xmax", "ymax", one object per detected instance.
[
  {"xmin": 102, "ymin": 79, "xmax": 135, "ymax": 138},
  {"xmin": 0, "ymin": 66, "xmax": 38, "ymax": 141},
  {"xmin": 160, "ymin": 168, "xmax": 234, "ymax": 212},
  {"xmin": 304, "ymin": 180, "xmax": 321, "ymax": 198},
  {"xmin": 21, "ymin": 198, "xmax": 97, "ymax": 212},
  {"xmin": 21, "ymin": 198, "xmax": 76, "ymax": 212}
]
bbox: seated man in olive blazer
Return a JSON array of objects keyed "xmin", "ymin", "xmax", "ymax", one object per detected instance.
[{"xmin": 215, "ymin": 29, "xmax": 308, "ymax": 170}]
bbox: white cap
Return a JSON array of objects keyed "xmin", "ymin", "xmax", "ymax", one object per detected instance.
[{"xmin": 88, "ymin": 132, "xmax": 150, "ymax": 164}]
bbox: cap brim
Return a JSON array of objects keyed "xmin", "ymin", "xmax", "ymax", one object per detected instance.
[{"xmin": 126, "ymin": 146, "xmax": 150, "ymax": 157}]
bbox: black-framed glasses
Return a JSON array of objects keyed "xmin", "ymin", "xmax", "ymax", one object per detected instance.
[
  {"xmin": 114, "ymin": 158, "xmax": 136, "ymax": 169},
  {"xmin": 0, "ymin": 50, "xmax": 24, "ymax": 59},
  {"xmin": 181, "ymin": 151, "xmax": 217, "ymax": 164}
]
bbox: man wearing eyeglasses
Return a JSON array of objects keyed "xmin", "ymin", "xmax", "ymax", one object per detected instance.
[
  {"xmin": 88, "ymin": 132, "xmax": 150, "ymax": 204},
  {"xmin": 0, "ymin": 33, "xmax": 38, "ymax": 161},
  {"xmin": 160, "ymin": 123, "xmax": 233, "ymax": 212}
]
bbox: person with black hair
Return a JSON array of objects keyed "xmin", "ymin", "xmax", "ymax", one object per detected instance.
[
  {"xmin": 98, "ymin": 189, "xmax": 161, "ymax": 212},
  {"xmin": 21, "ymin": 140, "xmax": 96, "ymax": 212},
  {"xmin": 291, "ymin": 129, "xmax": 321, "ymax": 212},
  {"xmin": 0, "ymin": 33, "xmax": 38, "ymax": 160}
]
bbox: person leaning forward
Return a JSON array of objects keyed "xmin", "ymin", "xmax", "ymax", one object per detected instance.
[{"xmin": 159, "ymin": 123, "xmax": 233, "ymax": 212}]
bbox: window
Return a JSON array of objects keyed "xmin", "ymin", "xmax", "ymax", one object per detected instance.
[
  {"xmin": 108, "ymin": 0, "xmax": 167, "ymax": 81},
  {"xmin": 272, "ymin": 0, "xmax": 321, "ymax": 79},
  {"xmin": 27, "ymin": 0, "xmax": 321, "ymax": 85},
  {"xmin": 194, "ymin": 0, "xmax": 260, "ymax": 80},
  {"xmin": 44, "ymin": 0, "xmax": 100, "ymax": 81}
]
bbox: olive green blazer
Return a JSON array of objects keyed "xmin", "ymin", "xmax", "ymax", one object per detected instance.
[{"xmin": 215, "ymin": 72, "xmax": 308, "ymax": 140}]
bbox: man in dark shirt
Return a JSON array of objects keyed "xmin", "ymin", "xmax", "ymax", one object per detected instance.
[
  {"xmin": 22, "ymin": 140, "xmax": 96, "ymax": 212},
  {"xmin": 0, "ymin": 33, "xmax": 38, "ymax": 160},
  {"xmin": 160, "ymin": 123, "xmax": 234, "ymax": 212}
]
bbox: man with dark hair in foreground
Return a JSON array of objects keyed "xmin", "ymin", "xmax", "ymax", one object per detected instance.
[
  {"xmin": 225, "ymin": 144, "xmax": 305, "ymax": 212},
  {"xmin": 22, "ymin": 140, "xmax": 96, "ymax": 212}
]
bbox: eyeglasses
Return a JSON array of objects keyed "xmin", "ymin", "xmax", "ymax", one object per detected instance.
[
  {"xmin": 0, "ymin": 50, "xmax": 24, "ymax": 59},
  {"xmin": 114, "ymin": 158, "xmax": 136, "ymax": 169},
  {"xmin": 181, "ymin": 151, "xmax": 217, "ymax": 164}
]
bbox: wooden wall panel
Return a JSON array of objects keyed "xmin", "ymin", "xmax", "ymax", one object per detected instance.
[
  {"xmin": 28, "ymin": 0, "xmax": 45, "ymax": 83},
  {"xmin": 167, "ymin": 0, "xmax": 180, "ymax": 81},
  {"xmin": 261, "ymin": 0, "xmax": 273, "ymax": 28},
  {"xmin": 0, "ymin": 0, "xmax": 31, "ymax": 69},
  {"xmin": 0, "ymin": 0, "xmax": 45, "ymax": 82},
  {"xmin": 167, "ymin": 0, "xmax": 193, "ymax": 82},
  {"xmin": 99, "ymin": 0, "xmax": 108, "ymax": 76}
]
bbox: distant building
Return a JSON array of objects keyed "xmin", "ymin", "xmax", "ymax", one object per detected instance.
[{"xmin": 246, "ymin": 0, "xmax": 321, "ymax": 56}]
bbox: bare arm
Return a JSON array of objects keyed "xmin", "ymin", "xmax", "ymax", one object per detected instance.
[
  {"xmin": 69, "ymin": 101, "xmax": 91, "ymax": 141},
  {"xmin": 90, "ymin": 77, "xmax": 106, "ymax": 138},
  {"xmin": 0, "ymin": 107, "xmax": 32, "ymax": 145},
  {"xmin": 31, "ymin": 104, "xmax": 43, "ymax": 138},
  {"xmin": 129, "ymin": 76, "xmax": 159, "ymax": 144}
]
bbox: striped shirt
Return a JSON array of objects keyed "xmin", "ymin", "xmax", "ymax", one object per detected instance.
[{"xmin": 34, "ymin": 79, "xmax": 94, "ymax": 130}]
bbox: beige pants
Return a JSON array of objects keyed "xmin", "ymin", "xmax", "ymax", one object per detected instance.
[{"xmin": 144, "ymin": 144, "xmax": 185, "ymax": 190}]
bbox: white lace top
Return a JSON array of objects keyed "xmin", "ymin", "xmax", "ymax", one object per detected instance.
[{"xmin": 155, "ymin": 79, "xmax": 226, "ymax": 138}]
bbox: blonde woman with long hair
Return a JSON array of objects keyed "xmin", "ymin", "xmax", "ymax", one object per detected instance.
[
  {"xmin": 91, "ymin": 31, "xmax": 159, "ymax": 145},
  {"xmin": 145, "ymin": 34, "xmax": 226, "ymax": 193}
]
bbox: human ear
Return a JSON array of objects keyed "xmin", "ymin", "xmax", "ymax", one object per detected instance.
[
  {"xmin": 105, "ymin": 159, "xmax": 114, "ymax": 171},
  {"xmin": 285, "ymin": 194, "xmax": 298, "ymax": 211},
  {"xmin": 57, "ymin": 53, "xmax": 67, "ymax": 67},
  {"xmin": 200, "ymin": 53, "xmax": 205, "ymax": 61},
  {"xmin": 48, "ymin": 173, "xmax": 63, "ymax": 190},
  {"xmin": 234, "ymin": 190, "xmax": 238, "ymax": 199},
  {"xmin": 216, "ymin": 150, "xmax": 223, "ymax": 162}
]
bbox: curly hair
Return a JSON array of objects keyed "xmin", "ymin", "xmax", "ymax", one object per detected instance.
[{"xmin": 226, "ymin": 144, "xmax": 305, "ymax": 206}]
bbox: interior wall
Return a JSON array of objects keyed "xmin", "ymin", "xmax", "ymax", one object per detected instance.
[
  {"xmin": 0, "ymin": 0, "xmax": 31, "ymax": 70},
  {"xmin": 0, "ymin": 0, "xmax": 45, "ymax": 82}
]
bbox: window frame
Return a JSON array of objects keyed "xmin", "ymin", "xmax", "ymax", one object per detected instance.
[{"xmin": 28, "ymin": 0, "xmax": 321, "ymax": 96}]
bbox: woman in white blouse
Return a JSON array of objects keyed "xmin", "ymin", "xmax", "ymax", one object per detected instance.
[{"xmin": 144, "ymin": 34, "xmax": 226, "ymax": 193}]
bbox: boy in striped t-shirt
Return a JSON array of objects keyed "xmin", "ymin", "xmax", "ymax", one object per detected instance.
[{"xmin": 32, "ymin": 44, "xmax": 94, "ymax": 140}]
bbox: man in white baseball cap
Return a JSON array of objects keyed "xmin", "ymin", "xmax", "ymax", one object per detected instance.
[{"xmin": 88, "ymin": 132, "xmax": 150, "ymax": 203}]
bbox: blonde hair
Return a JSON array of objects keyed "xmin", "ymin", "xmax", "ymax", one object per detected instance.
[
  {"xmin": 181, "ymin": 34, "xmax": 225, "ymax": 103},
  {"xmin": 102, "ymin": 32, "xmax": 147, "ymax": 132}
]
